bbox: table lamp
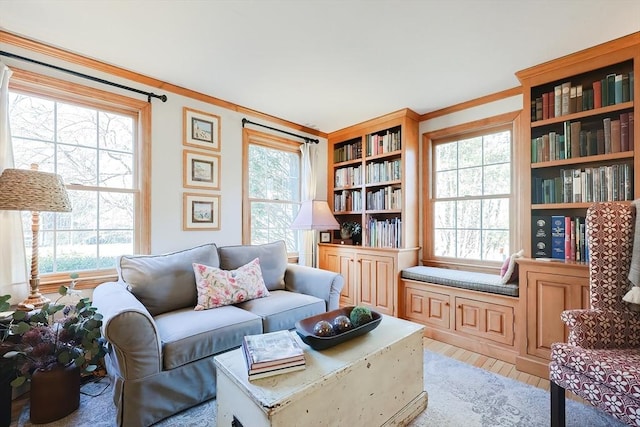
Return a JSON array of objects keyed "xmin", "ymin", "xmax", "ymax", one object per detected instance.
[
  {"xmin": 0, "ymin": 165, "xmax": 72, "ymax": 310},
  {"xmin": 291, "ymin": 200, "xmax": 340, "ymax": 267}
]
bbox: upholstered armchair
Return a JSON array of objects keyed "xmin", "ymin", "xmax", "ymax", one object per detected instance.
[{"xmin": 550, "ymin": 202, "xmax": 640, "ymax": 426}]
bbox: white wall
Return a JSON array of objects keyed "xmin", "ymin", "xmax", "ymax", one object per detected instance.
[{"xmin": 0, "ymin": 42, "xmax": 328, "ymax": 255}]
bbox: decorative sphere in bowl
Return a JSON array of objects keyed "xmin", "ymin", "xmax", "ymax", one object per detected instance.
[
  {"xmin": 313, "ymin": 320, "xmax": 335, "ymax": 337},
  {"xmin": 332, "ymin": 315, "xmax": 353, "ymax": 334}
]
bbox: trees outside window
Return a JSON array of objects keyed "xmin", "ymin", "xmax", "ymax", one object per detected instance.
[
  {"xmin": 8, "ymin": 72, "xmax": 149, "ymax": 287},
  {"xmin": 432, "ymin": 128, "xmax": 512, "ymax": 262},
  {"xmin": 244, "ymin": 129, "xmax": 301, "ymax": 254}
]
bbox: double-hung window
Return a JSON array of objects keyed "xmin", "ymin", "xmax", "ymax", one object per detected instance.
[
  {"xmin": 430, "ymin": 123, "xmax": 513, "ymax": 263},
  {"xmin": 8, "ymin": 71, "xmax": 150, "ymax": 288},
  {"xmin": 243, "ymin": 129, "xmax": 301, "ymax": 255}
]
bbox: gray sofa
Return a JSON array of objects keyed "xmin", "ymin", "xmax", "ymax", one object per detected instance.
[{"xmin": 93, "ymin": 241, "xmax": 344, "ymax": 427}]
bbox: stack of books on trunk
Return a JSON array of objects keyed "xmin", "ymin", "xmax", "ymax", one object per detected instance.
[{"xmin": 242, "ymin": 330, "xmax": 306, "ymax": 381}]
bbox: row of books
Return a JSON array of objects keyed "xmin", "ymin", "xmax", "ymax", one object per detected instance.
[
  {"xmin": 366, "ymin": 186, "xmax": 402, "ymax": 210},
  {"xmin": 532, "ymin": 164, "xmax": 633, "ymax": 204},
  {"xmin": 532, "ymin": 215, "xmax": 588, "ymax": 263},
  {"xmin": 531, "ymin": 113, "xmax": 634, "ymax": 163},
  {"xmin": 532, "ymin": 71, "xmax": 634, "ymax": 122},
  {"xmin": 334, "ymin": 140, "xmax": 362, "ymax": 163},
  {"xmin": 365, "ymin": 129, "xmax": 401, "ymax": 156},
  {"xmin": 334, "ymin": 189, "xmax": 362, "ymax": 212},
  {"xmin": 242, "ymin": 330, "xmax": 305, "ymax": 381},
  {"xmin": 334, "ymin": 165, "xmax": 362, "ymax": 188},
  {"xmin": 365, "ymin": 217, "xmax": 402, "ymax": 248},
  {"xmin": 366, "ymin": 159, "xmax": 402, "ymax": 183}
]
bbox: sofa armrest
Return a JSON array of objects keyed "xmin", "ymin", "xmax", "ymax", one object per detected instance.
[
  {"xmin": 93, "ymin": 281, "xmax": 162, "ymax": 380},
  {"xmin": 561, "ymin": 308, "xmax": 640, "ymax": 349},
  {"xmin": 284, "ymin": 264, "xmax": 344, "ymax": 311}
]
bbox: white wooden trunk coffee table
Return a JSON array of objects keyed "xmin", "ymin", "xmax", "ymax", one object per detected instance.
[{"xmin": 214, "ymin": 315, "xmax": 427, "ymax": 427}]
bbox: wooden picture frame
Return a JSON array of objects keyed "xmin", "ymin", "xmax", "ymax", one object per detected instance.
[
  {"xmin": 183, "ymin": 149, "xmax": 221, "ymax": 190},
  {"xmin": 183, "ymin": 107, "xmax": 221, "ymax": 151},
  {"xmin": 183, "ymin": 192, "xmax": 221, "ymax": 230},
  {"xmin": 320, "ymin": 231, "xmax": 332, "ymax": 243}
]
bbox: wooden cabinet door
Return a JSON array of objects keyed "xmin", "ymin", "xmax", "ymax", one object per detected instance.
[
  {"xmin": 319, "ymin": 247, "xmax": 355, "ymax": 306},
  {"xmin": 455, "ymin": 297, "xmax": 514, "ymax": 346},
  {"xmin": 526, "ymin": 271, "xmax": 587, "ymax": 359},
  {"xmin": 403, "ymin": 284, "xmax": 450, "ymax": 328},
  {"xmin": 356, "ymin": 253, "xmax": 395, "ymax": 315}
]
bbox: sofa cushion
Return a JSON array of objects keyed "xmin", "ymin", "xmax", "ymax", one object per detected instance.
[
  {"xmin": 236, "ymin": 289, "xmax": 326, "ymax": 332},
  {"xmin": 154, "ymin": 305, "xmax": 263, "ymax": 370},
  {"xmin": 193, "ymin": 258, "xmax": 270, "ymax": 310},
  {"xmin": 118, "ymin": 243, "xmax": 220, "ymax": 316},
  {"xmin": 218, "ymin": 241, "xmax": 287, "ymax": 291}
]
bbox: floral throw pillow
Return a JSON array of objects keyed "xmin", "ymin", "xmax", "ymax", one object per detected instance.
[{"xmin": 193, "ymin": 257, "xmax": 270, "ymax": 310}]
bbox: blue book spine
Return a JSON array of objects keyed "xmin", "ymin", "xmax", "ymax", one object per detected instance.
[{"xmin": 551, "ymin": 215, "xmax": 566, "ymax": 259}]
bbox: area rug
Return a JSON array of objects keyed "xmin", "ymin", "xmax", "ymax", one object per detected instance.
[{"xmin": 13, "ymin": 350, "xmax": 625, "ymax": 426}]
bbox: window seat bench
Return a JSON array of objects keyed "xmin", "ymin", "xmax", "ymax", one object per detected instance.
[
  {"xmin": 401, "ymin": 266, "xmax": 519, "ymax": 297},
  {"xmin": 399, "ymin": 266, "xmax": 520, "ymax": 363}
]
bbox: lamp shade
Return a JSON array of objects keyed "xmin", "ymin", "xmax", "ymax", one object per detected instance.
[
  {"xmin": 0, "ymin": 168, "xmax": 72, "ymax": 212},
  {"xmin": 291, "ymin": 200, "xmax": 340, "ymax": 230}
]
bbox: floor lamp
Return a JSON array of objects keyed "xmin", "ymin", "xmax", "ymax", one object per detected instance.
[
  {"xmin": 291, "ymin": 200, "xmax": 340, "ymax": 267},
  {"xmin": 0, "ymin": 165, "xmax": 72, "ymax": 310}
]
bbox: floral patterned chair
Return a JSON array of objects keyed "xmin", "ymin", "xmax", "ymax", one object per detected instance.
[{"xmin": 550, "ymin": 202, "xmax": 640, "ymax": 426}]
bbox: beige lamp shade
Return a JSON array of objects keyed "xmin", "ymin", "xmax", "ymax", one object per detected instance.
[
  {"xmin": 0, "ymin": 168, "xmax": 72, "ymax": 212},
  {"xmin": 291, "ymin": 200, "xmax": 340, "ymax": 230}
]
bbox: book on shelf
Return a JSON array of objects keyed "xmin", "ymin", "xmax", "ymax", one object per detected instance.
[
  {"xmin": 621, "ymin": 113, "xmax": 630, "ymax": 152},
  {"xmin": 532, "ymin": 215, "xmax": 587, "ymax": 262},
  {"xmin": 593, "ymin": 80, "xmax": 602, "ymax": 109},
  {"xmin": 551, "ymin": 215, "xmax": 566, "ymax": 260},
  {"xmin": 554, "ymin": 85, "xmax": 562, "ymax": 117},
  {"xmin": 242, "ymin": 330, "xmax": 305, "ymax": 380},
  {"xmin": 611, "ymin": 119, "xmax": 621, "ymax": 153},
  {"xmin": 532, "ymin": 216, "xmax": 552, "ymax": 258}
]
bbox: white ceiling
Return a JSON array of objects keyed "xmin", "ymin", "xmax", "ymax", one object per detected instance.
[{"xmin": 1, "ymin": 0, "xmax": 639, "ymax": 133}]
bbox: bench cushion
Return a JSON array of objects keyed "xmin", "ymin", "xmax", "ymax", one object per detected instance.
[{"xmin": 401, "ymin": 266, "xmax": 519, "ymax": 297}]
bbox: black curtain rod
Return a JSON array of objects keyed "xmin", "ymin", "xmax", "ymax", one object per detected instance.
[
  {"xmin": 0, "ymin": 51, "xmax": 167, "ymax": 103},
  {"xmin": 242, "ymin": 118, "xmax": 319, "ymax": 144}
]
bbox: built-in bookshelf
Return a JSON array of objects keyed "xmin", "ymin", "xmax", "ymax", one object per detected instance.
[
  {"xmin": 514, "ymin": 33, "xmax": 640, "ymax": 378},
  {"xmin": 327, "ymin": 110, "xmax": 418, "ymax": 249},
  {"xmin": 517, "ymin": 33, "xmax": 639, "ymax": 263}
]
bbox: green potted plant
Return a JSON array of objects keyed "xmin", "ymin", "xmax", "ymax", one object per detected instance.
[{"xmin": 4, "ymin": 284, "xmax": 108, "ymax": 423}]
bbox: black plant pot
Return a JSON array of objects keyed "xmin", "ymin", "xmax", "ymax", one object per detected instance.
[{"xmin": 0, "ymin": 374, "xmax": 12, "ymax": 427}]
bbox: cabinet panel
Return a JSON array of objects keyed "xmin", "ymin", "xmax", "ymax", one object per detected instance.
[
  {"xmin": 356, "ymin": 253, "xmax": 395, "ymax": 316},
  {"xmin": 455, "ymin": 297, "xmax": 514, "ymax": 346},
  {"xmin": 525, "ymin": 271, "xmax": 587, "ymax": 359},
  {"xmin": 402, "ymin": 284, "xmax": 450, "ymax": 329},
  {"xmin": 319, "ymin": 244, "xmax": 418, "ymax": 317},
  {"xmin": 318, "ymin": 247, "xmax": 355, "ymax": 306}
]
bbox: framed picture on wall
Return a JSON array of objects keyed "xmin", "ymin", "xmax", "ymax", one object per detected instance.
[
  {"xmin": 183, "ymin": 107, "xmax": 221, "ymax": 151},
  {"xmin": 183, "ymin": 192, "xmax": 221, "ymax": 230},
  {"xmin": 183, "ymin": 149, "xmax": 221, "ymax": 190}
]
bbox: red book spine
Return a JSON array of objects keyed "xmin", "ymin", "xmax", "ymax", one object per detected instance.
[
  {"xmin": 548, "ymin": 91, "xmax": 555, "ymax": 119},
  {"xmin": 542, "ymin": 92, "xmax": 549, "ymax": 120},
  {"xmin": 593, "ymin": 81, "xmax": 602, "ymax": 109}
]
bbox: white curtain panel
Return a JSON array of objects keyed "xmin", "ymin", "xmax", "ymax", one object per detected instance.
[
  {"xmin": 0, "ymin": 61, "xmax": 28, "ymax": 303},
  {"xmin": 298, "ymin": 142, "xmax": 318, "ymax": 267}
]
